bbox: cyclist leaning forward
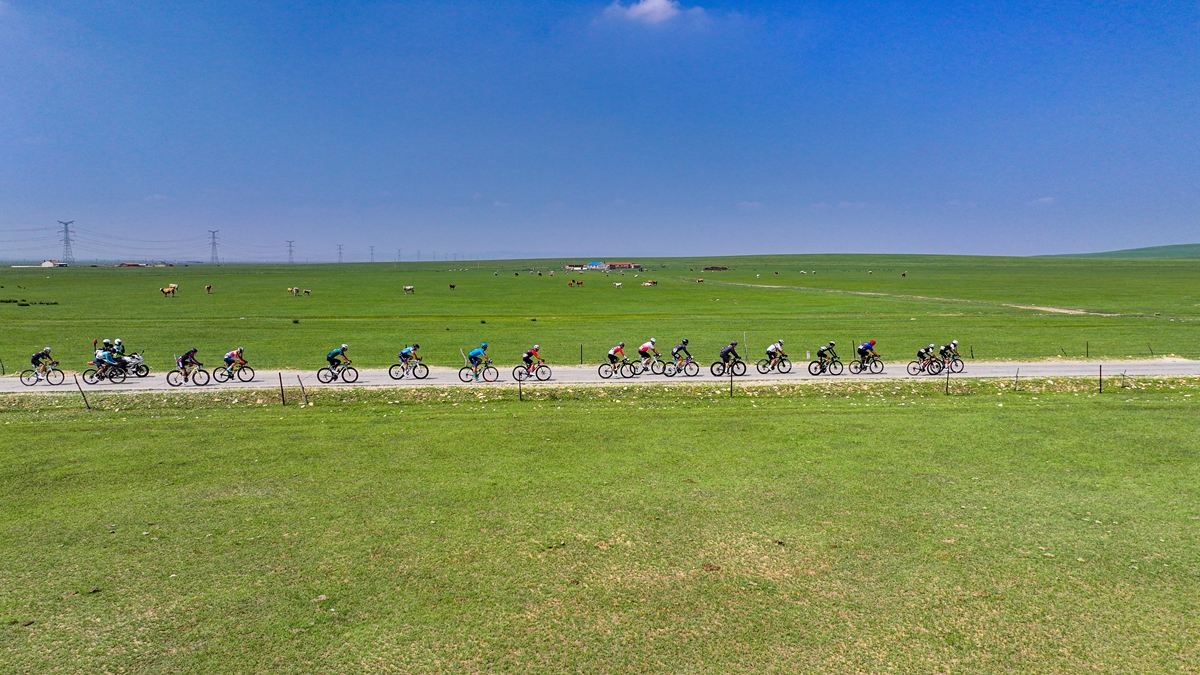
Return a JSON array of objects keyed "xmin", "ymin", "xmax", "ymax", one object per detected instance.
[
  {"xmin": 327, "ymin": 344, "xmax": 351, "ymax": 370},
  {"xmin": 939, "ymin": 340, "xmax": 959, "ymax": 360},
  {"xmin": 398, "ymin": 343, "xmax": 420, "ymax": 372},
  {"xmin": 223, "ymin": 347, "xmax": 247, "ymax": 373},
  {"xmin": 638, "ymin": 338, "xmax": 659, "ymax": 369},
  {"xmin": 857, "ymin": 339, "xmax": 878, "ymax": 361},
  {"xmin": 608, "ymin": 342, "xmax": 626, "ymax": 365},
  {"xmin": 671, "ymin": 338, "xmax": 691, "ymax": 365},
  {"xmin": 522, "ymin": 344, "xmax": 543, "ymax": 372},
  {"xmin": 719, "ymin": 340, "xmax": 740, "ymax": 365},
  {"xmin": 467, "ymin": 343, "xmax": 488, "ymax": 380},
  {"xmin": 177, "ymin": 348, "xmax": 202, "ymax": 381},
  {"xmin": 817, "ymin": 341, "xmax": 837, "ymax": 363},
  {"xmin": 766, "ymin": 339, "xmax": 786, "ymax": 367},
  {"xmin": 31, "ymin": 347, "xmax": 54, "ymax": 374}
]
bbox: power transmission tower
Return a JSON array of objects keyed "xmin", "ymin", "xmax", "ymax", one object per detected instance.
[
  {"xmin": 370, "ymin": 245, "xmax": 375, "ymax": 263},
  {"xmin": 396, "ymin": 248, "xmax": 401, "ymax": 262},
  {"xmin": 337, "ymin": 244, "xmax": 344, "ymax": 263},
  {"xmin": 208, "ymin": 230, "xmax": 220, "ymax": 264},
  {"xmin": 58, "ymin": 220, "xmax": 75, "ymax": 265},
  {"xmin": 286, "ymin": 240, "xmax": 295, "ymax": 264}
]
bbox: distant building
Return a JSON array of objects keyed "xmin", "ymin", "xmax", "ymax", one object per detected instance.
[
  {"xmin": 607, "ymin": 262, "xmax": 641, "ymax": 270},
  {"xmin": 564, "ymin": 263, "xmax": 588, "ymax": 271},
  {"xmin": 41, "ymin": 260, "xmax": 67, "ymax": 267},
  {"xmin": 587, "ymin": 261, "xmax": 608, "ymax": 270}
]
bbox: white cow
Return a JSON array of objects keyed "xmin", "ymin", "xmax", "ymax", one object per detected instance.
[
  {"xmin": 613, "ymin": 282, "xmax": 622, "ymax": 288},
  {"xmin": 403, "ymin": 285, "xmax": 415, "ymax": 294}
]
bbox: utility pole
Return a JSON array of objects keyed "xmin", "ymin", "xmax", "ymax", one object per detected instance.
[
  {"xmin": 337, "ymin": 244, "xmax": 344, "ymax": 263},
  {"xmin": 58, "ymin": 220, "xmax": 75, "ymax": 265},
  {"xmin": 208, "ymin": 230, "xmax": 220, "ymax": 265},
  {"xmin": 370, "ymin": 245, "xmax": 375, "ymax": 263},
  {"xmin": 286, "ymin": 240, "xmax": 295, "ymax": 264},
  {"xmin": 396, "ymin": 248, "xmax": 401, "ymax": 262}
]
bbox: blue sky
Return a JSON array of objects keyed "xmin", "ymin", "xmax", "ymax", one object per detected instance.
[{"xmin": 1, "ymin": 0, "xmax": 1197, "ymax": 261}]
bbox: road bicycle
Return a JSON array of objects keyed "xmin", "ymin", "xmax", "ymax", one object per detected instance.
[
  {"xmin": 639, "ymin": 353, "xmax": 669, "ymax": 375},
  {"xmin": 317, "ymin": 361, "xmax": 359, "ymax": 383},
  {"xmin": 20, "ymin": 361, "xmax": 64, "ymax": 386},
  {"xmin": 756, "ymin": 354, "xmax": 792, "ymax": 374},
  {"xmin": 389, "ymin": 358, "xmax": 429, "ymax": 380},
  {"xmin": 83, "ymin": 361, "xmax": 128, "ymax": 385},
  {"xmin": 597, "ymin": 357, "xmax": 639, "ymax": 379},
  {"xmin": 459, "ymin": 358, "xmax": 498, "ymax": 383},
  {"xmin": 906, "ymin": 356, "xmax": 943, "ymax": 376},
  {"xmin": 166, "ymin": 362, "xmax": 208, "ymax": 386},
  {"xmin": 213, "ymin": 360, "xmax": 256, "ymax": 383},
  {"xmin": 849, "ymin": 353, "xmax": 885, "ymax": 374},
  {"xmin": 664, "ymin": 356, "xmax": 701, "ymax": 377},
  {"xmin": 942, "ymin": 354, "xmax": 965, "ymax": 373},
  {"xmin": 513, "ymin": 361, "xmax": 551, "ymax": 381},
  {"xmin": 807, "ymin": 356, "xmax": 844, "ymax": 376},
  {"xmin": 711, "ymin": 357, "xmax": 747, "ymax": 377}
]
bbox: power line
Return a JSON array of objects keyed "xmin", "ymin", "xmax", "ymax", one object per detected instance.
[
  {"xmin": 58, "ymin": 220, "xmax": 75, "ymax": 265},
  {"xmin": 208, "ymin": 230, "xmax": 220, "ymax": 265},
  {"xmin": 337, "ymin": 244, "xmax": 343, "ymax": 263},
  {"xmin": 286, "ymin": 240, "xmax": 295, "ymax": 264}
]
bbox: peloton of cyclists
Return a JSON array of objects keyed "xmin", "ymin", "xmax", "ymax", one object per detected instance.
[
  {"xmin": 638, "ymin": 338, "xmax": 659, "ymax": 369},
  {"xmin": 765, "ymin": 339, "xmax": 786, "ymax": 368},
  {"xmin": 177, "ymin": 348, "xmax": 203, "ymax": 381},
  {"xmin": 467, "ymin": 343, "xmax": 489, "ymax": 380},
  {"xmin": 671, "ymin": 338, "xmax": 691, "ymax": 366}
]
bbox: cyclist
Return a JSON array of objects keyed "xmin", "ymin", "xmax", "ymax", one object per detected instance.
[
  {"xmin": 638, "ymin": 338, "xmax": 659, "ymax": 369},
  {"xmin": 94, "ymin": 343, "xmax": 112, "ymax": 375},
  {"xmin": 939, "ymin": 340, "xmax": 959, "ymax": 360},
  {"xmin": 671, "ymin": 338, "xmax": 692, "ymax": 366},
  {"xmin": 719, "ymin": 340, "xmax": 740, "ymax": 366},
  {"xmin": 816, "ymin": 340, "xmax": 837, "ymax": 364},
  {"xmin": 397, "ymin": 344, "xmax": 420, "ymax": 375},
  {"xmin": 177, "ymin": 348, "xmax": 203, "ymax": 381},
  {"xmin": 765, "ymin": 339, "xmax": 786, "ymax": 368},
  {"xmin": 522, "ymin": 344, "xmax": 543, "ymax": 374},
  {"xmin": 467, "ymin": 343, "xmax": 488, "ymax": 380},
  {"xmin": 857, "ymin": 339, "xmax": 878, "ymax": 362},
  {"xmin": 222, "ymin": 347, "xmax": 247, "ymax": 375},
  {"xmin": 917, "ymin": 344, "xmax": 935, "ymax": 365},
  {"xmin": 31, "ymin": 347, "xmax": 54, "ymax": 375},
  {"xmin": 608, "ymin": 342, "xmax": 626, "ymax": 366},
  {"xmin": 327, "ymin": 344, "xmax": 351, "ymax": 371}
]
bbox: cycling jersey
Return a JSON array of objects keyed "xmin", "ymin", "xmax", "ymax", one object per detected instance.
[
  {"xmin": 639, "ymin": 342, "xmax": 655, "ymax": 353},
  {"xmin": 327, "ymin": 347, "xmax": 347, "ymax": 360},
  {"xmin": 672, "ymin": 344, "xmax": 690, "ymax": 357},
  {"xmin": 468, "ymin": 347, "xmax": 486, "ymax": 359},
  {"xmin": 918, "ymin": 349, "xmax": 930, "ymax": 359},
  {"xmin": 225, "ymin": 350, "xmax": 242, "ymax": 361},
  {"xmin": 719, "ymin": 344, "xmax": 739, "ymax": 360},
  {"xmin": 817, "ymin": 346, "xmax": 833, "ymax": 358},
  {"xmin": 523, "ymin": 348, "xmax": 540, "ymax": 360},
  {"xmin": 31, "ymin": 350, "xmax": 51, "ymax": 366},
  {"xmin": 178, "ymin": 351, "xmax": 200, "ymax": 368},
  {"xmin": 400, "ymin": 347, "xmax": 416, "ymax": 360},
  {"xmin": 608, "ymin": 346, "xmax": 625, "ymax": 357},
  {"xmin": 767, "ymin": 342, "xmax": 783, "ymax": 355}
]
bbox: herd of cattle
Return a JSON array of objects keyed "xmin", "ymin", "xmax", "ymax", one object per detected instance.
[{"xmin": 156, "ymin": 278, "xmax": 665, "ymax": 296}]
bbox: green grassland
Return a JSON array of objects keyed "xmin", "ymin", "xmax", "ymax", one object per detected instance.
[
  {"xmin": 1, "ymin": 379, "xmax": 1198, "ymax": 673},
  {"xmin": 0, "ymin": 254, "xmax": 1197, "ymax": 372}
]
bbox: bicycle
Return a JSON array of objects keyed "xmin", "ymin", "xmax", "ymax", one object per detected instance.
[
  {"xmin": 83, "ymin": 360, "xmax": 128, "ymax": 385},
  {"xmin": 807, "ymin": 356, "xmax": 844, "ymax": 376},
  {"xmin": 639, "ymin": 353, "xmax": 669, "ymax": 375},
  {"xmin": 711, "ymin": 357, "xmax": 747, "ymax": 377},
  {"xmin": 942, "ymin": 354, "xmax": 965, "ymax": 373},
  {"xmin": 20, "ymin": 361, "xmax": 64, "ymax": 386},
  {"xmin": 597, "ymin": 358, "xmax": 639, "ymax": 379},
  {"xmin": 513, "ymin": 361, "xmax": 551, "ymax": 381},
  {"xmin": 849, "ymin": 353, "xmax": 885, "ymax": 374},
  {"xmin": 317, "ymin": 361, "xmax": 359, "ymax": 383},
  {"xmin": 389, "ymin": 358, "xmax": 429, "ymax": 380},
  {"xmin": 166, "ymin": 362, "xmax": 209, "ymax": 386},
  {"xmin": 906, "ymin": 356, "xmax": 943, "ymax": 376},
  {"xmin": 664, "ymin": 356, "xmax": 700, "ymax": 377},
  {"xmin": 459, "ymin": 358, "xmax": 498, "ymax": 383},
  {"xmin": 756, "ymin": 354, "xmax": 792, "ymax": 374},
  {"xmin": 213, "ymin": 360, "xmax": 256, "ymax": 383}
]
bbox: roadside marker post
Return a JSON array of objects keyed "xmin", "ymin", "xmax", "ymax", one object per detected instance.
[
  {"xmin": 580, "ymin": 344, "xmax": 583, "ymax": 365},
  {"xmin": 297, "ymin": 375, "xmax": 309, "ymax": 406},
  {"xmin": 73, "ymin": 374, "xmax": 90, "ymax": 410},
  {"xmin": 278, "ymin": 372, "xmax": 286, "ymax": 405},
  {"xmin": 1013, "ymin": 368, "xmax": 1019, "ymax": 391},
  {"xmin": 1086, "ymin": 341, "xmax": 1089, "ymax": 358},
  {"xmin": 1099, "ymin": 365, "xmax": 1103, "ymax": 393},
  {"xmin": 0, "ymin": 358, "xmax": 5, "ymax": 375},
  {"xmin": 945, "ymin": 368, "xmax": 950, "ymax": 395}
]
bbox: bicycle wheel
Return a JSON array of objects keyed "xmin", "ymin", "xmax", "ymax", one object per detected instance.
[
  {"xmin": 756, "ymin": 359, "xmax": 770, "ymax": 374},
  {"xmin": 341, "ymin": 366, "xmax": 359, "ymax": 383},
  {"xmin": 597, "ymin": 363, "xmax": 614, "ymax": 379},
  {"xmin": 83, "ymin": 368, "xmax": 100, "ymax": 384},
  {"xmin": 108, "ymin": 368, "xmax": 127, "ymax": 384},
  {"xmin": 318, "ymin": 368, "xmax": 337, "ymax": 384},
  {"xmin": 664, "ymin": 363, "xmax": 677, "ymax": 377},
  {"xmin": 535, "ymin": 364, "xmax": 551, "ymax": 381},
  {"xmin": 482, "ymin": 366, "xmax": 498, "ymax": 382},
  {"xmin": 732, "ymin": 361, "xmax": 746, "ymax": 376},
  {"xmin": 412, "ymin": 363, "xmax": 429, "ymax": 379},
  {"xmin": 927, "ymin": 360, "xmax": 943, "ymax": 376},
  {"xmin": 629, "ymin": 361, "xmax": 645, "ymax": 376},
  {"xmin": 869, "ymin": 359, "xmax": 884, "ymax": 374},
  {"xmin": 684, "ymin": 361, "xmax": 699, "ymax": 377},
  {"xmin": 191, "ymin": 369, "xmax": 210, "ymax": 386},
  {"xmin": 47, "ymin": 369, "xmax": 65, "ymax": 385},
  {"xmin": 906, "ymin": 360, "xmax": 921, "ymax": 376},
  {"xmin": 389, "ymin": 364, "xmax": 405, "ymax": 380},
  {"xmin": 620, "ymin": 363, "xmax": 636, "ymax": 378},
  {"xmin": 513, "ymin": 366, "xmax": 529, "ymax": 381},
  {"xmin": 134, "ymin": 364, "xmax": 150, "ymax": 378},
  {"xmin": 950, "ymin": 358, "xmax": 964, "ymax": 374},
  {"xmin": 828, "ymin": 360, "xmax": 843, "ymax": 376},
  {"xmin": 711, "ymin": 361, "xmax": 725, "ymax": 377},
  {"xmin": 166, "ymin": 370, "xmax": 183, "ymax": 387},
  {"xmin": 212, "ymin": 367, "xmax": 232, "ymax": 383},
  {"xmin": 849, "ymin": 360, "xmax": 863, "ymax": 374},
  {"xmin": 808, "ymin": 360, "xmax": 823, "ymax": 376},
  {"xmin": 19, "ymin": 370, "xmax": 37, "ymax": 386},
  {"xmin": 651, "ymin": 359, "xmax": 666, "ymax": 375},
  {"xmin": 777, "ymin": 358, "xmax": 792, "ymax": 374},
  {"xmin": 238, "ymin": 366, "xmax": 255, "ymax": 382}
]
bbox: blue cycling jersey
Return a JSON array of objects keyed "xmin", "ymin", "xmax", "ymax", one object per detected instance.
[
  {"xmin": 327, "ymin": 347, "xmax": 346, "ymax": 359},
  {"xmin": 859, "ymin": 343, "xmax": 873, "ymax": 352},
  {"xmin": 468, "ymin": 347, "xmax": 485, "ymax": 359},
  {"xmin": 400, "ymin": 347, "xmax": 415, "ymax": 357}
]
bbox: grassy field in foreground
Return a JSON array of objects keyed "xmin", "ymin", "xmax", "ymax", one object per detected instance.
[
  {"xmin": 0, "ymin": 254, "xmax": 1198, "ymax": 372},
  {"xmin": 1, "ymin": 379, "xmax": 1198, "ymax": 673}
]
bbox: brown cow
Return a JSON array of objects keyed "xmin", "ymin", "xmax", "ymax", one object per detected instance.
[
  {"xmin": 449, "ymin": 284, "xmax": 456, "ymax": 289},
  {"xmin": 303, "ymin": 289, "xmax": 311, "ymax": 295},
  {"xmin": 204, "ymin": 284, "xmax": 212, "ymax": 294}
]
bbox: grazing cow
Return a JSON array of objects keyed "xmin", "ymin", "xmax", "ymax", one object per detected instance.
[
  {"xmin": 159, "ymin": 283, "xmax": 179, "ymax": 297},
  {"xmin": 868, "ymin": 270, "xmax": 873, "ymax": 275},
  {"xmin": 403, "ymin": 285, "xmax": 415, "ymax": 294},
  {"xmin": 537, "ymin": 272, "xmax": 542, "ymax": 276},
  {"xmin": 902, "ymin": 271, "xmax": 907, "ymax": 277},
  {"xmin": 799, "ymin": 271, "xmax": 805, "ymax": 275},
  {"xmin": 567, "ymin": 279, "xmax": 574, "ymax": 287},
  {"xmin": 515, "ymin": 272, "xmax": 520, "ymax": 276},
  {"xmin": 205, "ymin": 284, "xmax": 212, "ymax": 294},
  {"xmin": 577, "ymin": 280, "xmax": 583, "ymax": 286},
  {"xmin": 303, "ymin": 289, "xmax": 311, "ymax": 295},
  {"xmin": 613, "ymin": 282, "xmax": 622, "ymax": 288},
  {"xmin": 287, "ymin": 286, "xmax": 297, "ymax": 295},
  {"xmin": 641, "ymin": 280, "xmax": 658, "ymax": 286},
  {"xmin": 549, "ymin": 271, "xmax": 554, "ymax": 276},
  {"xmin": 696, "ymin": 278, "xmax": 704, "ymax": 283},
  {"xmin": 449, "ymin": 284, "xmax": 456, "ymax": 290}
]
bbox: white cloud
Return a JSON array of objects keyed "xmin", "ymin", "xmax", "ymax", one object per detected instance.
[
  {"xmin": 602, "ymin": 0, "xmax": 705, "ymax": 25},
  {"xmin": 1030, "ymin": 197, "xmax": 1055, "ymax": 206}
]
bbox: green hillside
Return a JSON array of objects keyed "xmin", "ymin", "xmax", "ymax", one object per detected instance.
[{"xmin": 1052, "ymin": 243, "xmax": 1200, "ymax": 259}]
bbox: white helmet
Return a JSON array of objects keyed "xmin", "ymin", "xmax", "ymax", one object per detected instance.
[
  {"xmin": 533, "ymin": 344, "xmax": 540, "ymax": 350},
  {"xmin": 778, "ymin": 339, "xmax": 784, "ymax": 345},
  {"xmin": 341, "ymin": 343, "xmax": 348, "ymax": 349},
  {"xmin": 115, "ymin": 338, "xmax": 122, "ymax": 345},
  {"xmin": 650, "ymin": 337, "xmax": 656, "ymax": 343},
  {"xmin": 44, "ymin": 347, "xmax": 52, "ymax": 352},
  {"xmin": 951, "ymin": 340, "xmax": 958, "ymax": 345},
  {"xmin": 929, "ymin": 344, "xmax": 935, "ymax": 349}
]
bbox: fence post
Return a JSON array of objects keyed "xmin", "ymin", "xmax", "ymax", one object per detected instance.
[
  {"xmin": 297, "ymin": 375, "xmax": 309, "ymax": 405},
  {"xmin": 1086, "ymin": 341, "xmax": 1089, "ymax": 358},
  {"xmin": 0, "ymin": 358, "xmax": 4, "ymax": 375},
  {"xmin": 1099, "ymin": 365, "xmax": 1103, "ymax": 393},
  {"xmin": 518, "ymin": 376, "xmax": 523, "ymax": 401},
  {"xmin": 1013, "ymin": 368, "xmax": 1019, "ymax": 391},
  {"xmin": 278, "ymin": 372, "xmax": 286, "ymax": 405},
  {"xmin": 580, "ymin": 344, "xmax": 583, "ymax": 366},
  {"xmin": 74, "ymin": 374, "xmax": 90, "ymax": 410},
  {"xmin": 945, "ymin": 368, "xmax": 950, "ymax": 395}
]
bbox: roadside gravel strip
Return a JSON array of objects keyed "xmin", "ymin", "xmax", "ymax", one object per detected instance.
[{"xmin": 3, "ymin": 358, "xmax": 1197, "ymax": 394}]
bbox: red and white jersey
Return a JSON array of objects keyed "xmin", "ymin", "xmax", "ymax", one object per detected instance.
[{"xmin": 640, "ymin": 341, "xmax": 655, "ymax": 352}]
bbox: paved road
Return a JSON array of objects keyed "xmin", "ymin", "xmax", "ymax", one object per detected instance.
[{"xmin": 3, "ymin": 358, "xmax": 1197, "ymax": 394}]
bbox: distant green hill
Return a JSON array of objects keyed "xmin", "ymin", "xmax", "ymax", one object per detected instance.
[{"xmin": 1052, "ymin": 243, "xmax": 1200, "ymax": 259}]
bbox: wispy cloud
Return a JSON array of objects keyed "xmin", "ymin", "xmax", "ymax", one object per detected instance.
[
  {"xmin": 1030, "ymin": 196, "xmax": 1055, "ymax": 207},
  {"xmin": 602, "ymin": 0, "xmax": 705, "ymax": 25}
]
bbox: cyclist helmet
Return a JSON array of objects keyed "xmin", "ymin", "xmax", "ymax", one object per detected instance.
[
  {"xmin": 481, "ymin": 342, "xmax": 488, "ymax": 349},
  {"xmin": 533, "ymin": 344, "xmax": 540, "ymax": 350},
  {"xmin": 869, "ymin": 339, "xmax": 876, "ymax": 345},
  {"xmin": 829, "ymin": 341, "xmax": 836, "ymax": 346},
  {"xmin": 650, "ymin": 337, "xmax": 656, "ymax": 344},
  {"xmin": 618, "ymin": 342, "xmax": 625, "ymax": 347},
  {"xmin": 44, "ymin": 347, "xmax": 52, "ymax": 352},
  {"xmin": 114, "ymin": 338, "xmax": 122, "ymax": 345},
  {"xmin": 412, "ymin": 343, "xmax": 419, "ymax": 349},
  {"xmin": 682, "ymin": 338, "xmax": 689, "ymax": 344},
  {"xmin": 102, "ymin": 339, "xmax": 112, "ymax": 346},
  {"xmin": 189, "ymin": 348, "xmax": 198, "ymax": 354},
  {"xmin": 951, "ymin": 339, "xmax": 958, "ymax": 346},
  {"xmin": 342, "ymin": 343, "xmax": 349, "ymax": 350},
  {"xmin": 236, "ymin": 346, "xmax": 244, "ymax": 353},
  {"xmin": 778, "ymin": 339, "xmax": 784, "ymax": 345},
  {"xmin": 929, "ymin": 343, "xmax": 935, "ymax": 349},
  {"xmin": 731, "ymin": 340, "xmax": 738, "ymax": 346}
]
